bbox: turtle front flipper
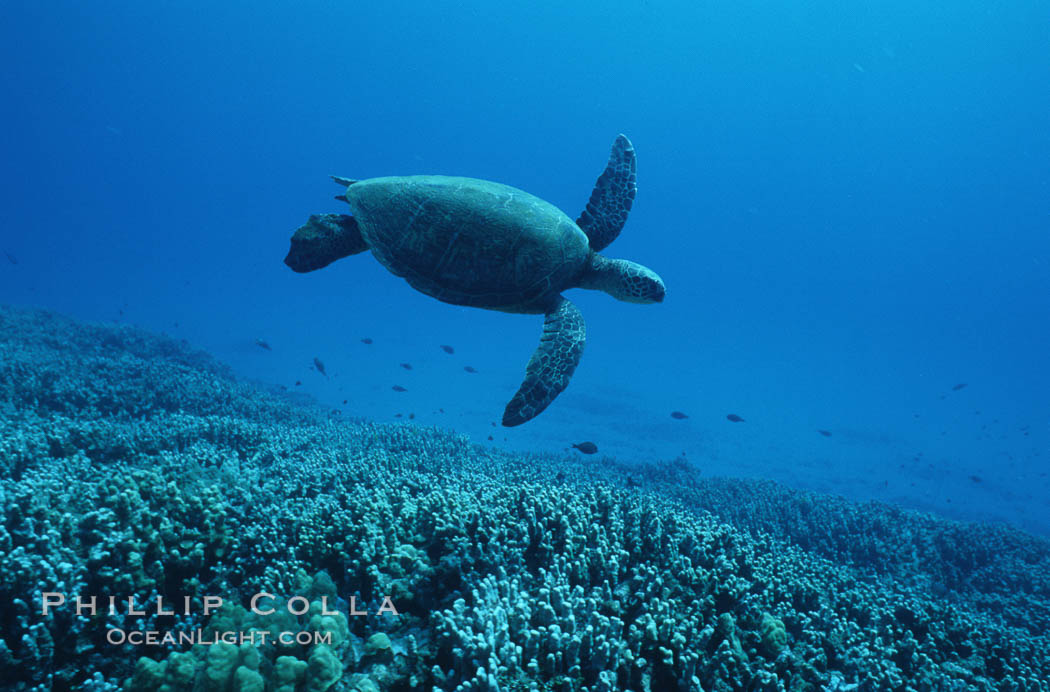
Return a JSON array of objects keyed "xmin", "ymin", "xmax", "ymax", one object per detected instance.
[
  {"xmin": 284, "ymin": 213, "xmax": 369, "ymax": 273},
  {"xmin": 576, "ymin": 134, "xmax": 637, "ymax": 252},
  {"xmin": 502, "ymin": 296, "xmax": 586, "ymax": 426}
]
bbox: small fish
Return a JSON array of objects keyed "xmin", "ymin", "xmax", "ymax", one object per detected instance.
[
  {"xmin": 952, "ymin": 383, "xmax": 968, "ymax": 391},
  {"xmin": 572, "ymin": 441, "xmax": 598, "ymax": 454},
  {"xmin": 342, "ymin": 399, "xmax": 347, "ymax": 404},
  {"xmin": 4, "ymin": 251, "xmax": 17, "ymax": 265},
  {"xmin": 464, "ymin": 365, "xmax": 477, "ymax": 373},
  {"xmin": 294, "ymin": 380, "xmax": 302, "ymax": 386},
  {"xmin": 361, "ymin": 338, "xmax": 373, "ymax": 345},
  {"xmin": 817, "ymin": 430, "xmax": 832, "ymax": 437},
  {"xmin": 555, "ymin": 471, "xmax": 566, "ymax": 482},
  {"xmin": 440, "ymin": 344, "xmax": 455, "ymax": 354},
  {"xmin": 409, "ymin": 413, "xmax": 415, "ymax": 419},
  {"xmin": 254, "ymin": 339, "xmax": 271, "ymax": 351},
  {"xmin": 670, "ymin": 411, "xmax": 688, "ymax": 420},
  {"xmin": 726, "ymin": 414, "xmax": 745, "ymax": 423},
  {"xmin": 969, "ymin": 475, "xmax": 982, "ymax": 483},
  {"xmin": 395, "ymin": 413, "xmax": 403, "ymax": 418},
  {"xmin": 400, "ymin": 363, "xmax": 413, "ymax": 370},
  {"xmin": 313, "ymin": 358, "xmax": 327, "ymax": 376},
  {"xmin": 392, "ymin": 385, "xmax": 407, "ymax": 392},
  {"xmin": 487, "ymin": 435, "xmax": 494, "ymax": 440}
]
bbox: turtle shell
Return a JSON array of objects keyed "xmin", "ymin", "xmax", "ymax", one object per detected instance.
[{"xmin": 345, "ymin": 176, "xmax": 590, "ymax": 312}]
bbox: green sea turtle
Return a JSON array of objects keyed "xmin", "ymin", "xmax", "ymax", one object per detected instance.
[{"xmin": 284, "ymin": 134, "xmax": 664, "ymax": 426}]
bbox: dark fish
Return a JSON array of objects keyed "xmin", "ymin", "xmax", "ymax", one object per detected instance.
[
  {"xmin": 4, "ymin": 252, "xmax": 17, "ymax": 265},
  {"xmin": 670, "ymin": 411, "xmax": 688, "ymax": 420},
  {"xmin": 817, "ymin": 430, "xmax": 832, "ymax": 437},
  {"xmin": 392, "ymin": 385, "xmax": 407, "ymax": 392},
  {"xmin": 394, "ymin": 413, "xmax": 403, "ymax": 418},
  {"xmin": 487, "ymin": 435, "xmax": 494, "ymax": 440},
  {"xmin": 361, "ymin": 338, "xmax": 373, "ymax": 344},
  {"xmin": 726, "ymin": 414, "xmax": 745, "ymax": 422},
  {"xmin": 440, "ymin": 344, "xmax": 455, "ymax": 354},
  {"xmin": 555, "ymin": 471, "xmax": 566, "ymax": 482},
  {"xmin": 313, "ymin": 357, "xmax": 327, "ymax": 376},
  {"xmin": 294, "ymin": 381, "xmax": 302, "ymax": 386},
  {"xmin": 572, "ymin": 442, "xmax": 598, "ymax": 454},
  {"xmin": 254, "ymin": 338, "xmax": 271, "ymax": 351},
  {"xmin": 969, "ymin": 475, "xmax": 982, "ymax": 483},
  {"xmin": 952, "ymin": 383, "xmax": 967, "ymax": 391},
  {"xmin": 408, "ymin": 413, "xmax": 415, "ymax": 419},
  {"xmin": 342, "ymin": 399, "xmax": 347, "ymax": 404},
  {"xmin": 400, "ymin": 363, "xmax": 413, "ymax": 370},
  {"xmin": 464, "ymin": 366, "xmax": 477, "ymax": 373}
]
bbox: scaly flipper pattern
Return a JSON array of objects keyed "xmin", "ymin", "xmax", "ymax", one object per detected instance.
[
  {"xmin": 502, "ymin": 296, "xmax": 586, "ymax": 426},
  {"xmin": 575, "ymin": 134, "xmax": 637, "ymax": 252}
]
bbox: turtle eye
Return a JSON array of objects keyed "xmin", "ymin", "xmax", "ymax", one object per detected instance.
[
  {"xmin": 649, "ymin": 278, "xmax": 666, "ymax": 302},
  {"xmin": 642, "ymin": 275, "xmax": 665, "ymax": 302},
  {"xmin": 630, "ymin": 269, "xmax": 665, "ymax": 303}
]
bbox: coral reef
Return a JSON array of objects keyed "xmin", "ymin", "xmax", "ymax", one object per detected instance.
[{"xmin": 1, "ymin": 305, "xmax": 1049, "ymax": 691}]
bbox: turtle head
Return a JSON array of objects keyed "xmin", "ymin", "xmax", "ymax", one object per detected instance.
[
  {"xmin": 284, "ymin": 213, "xmax": 369, "ymax": 273},
  {"xmin": 578, "ymin": 254, "xmax": 665, "ymax": 304}
]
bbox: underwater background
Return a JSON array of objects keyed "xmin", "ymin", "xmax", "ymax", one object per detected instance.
[{"xmin": 2, "ymin": 1, "xmax": 1049, "ymax": 690}]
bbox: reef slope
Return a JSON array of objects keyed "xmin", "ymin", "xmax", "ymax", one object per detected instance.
[{"xmin": 1, "ymin": 305, "xmax": 1048, "ymax": 691}]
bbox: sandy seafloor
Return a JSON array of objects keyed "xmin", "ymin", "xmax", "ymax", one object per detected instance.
[{"xmin": 1, "ymin": 304, "xmax": 1049, "ymax": 691}]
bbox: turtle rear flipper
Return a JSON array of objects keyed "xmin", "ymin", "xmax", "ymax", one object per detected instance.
[
  {"xmin": 284, "ymin": 213, "xmax": 369, "ymax": 273},
  {"xmin": 576, "ymin": 134, "xmax": 637, "ymax": 252},
  {"xmin": 502, "ymin": 296, "xmax": 586, "ymax": 426}
]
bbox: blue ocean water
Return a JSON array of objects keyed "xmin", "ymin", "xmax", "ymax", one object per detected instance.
[{"xmin": 2, "ymin": 0, "xmax": 1048, "ymax": 541}]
